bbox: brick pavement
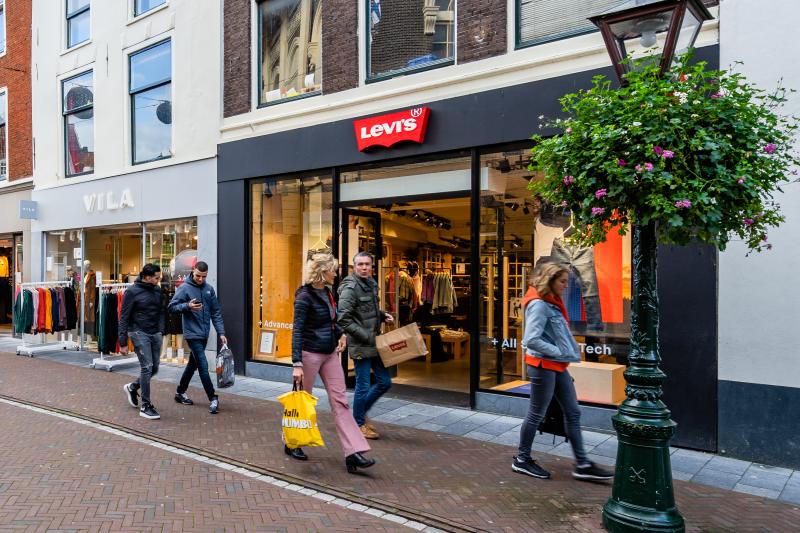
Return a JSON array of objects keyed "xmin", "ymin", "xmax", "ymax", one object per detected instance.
[
  {"xmin": 0, "ymin": 352, "xmax": 799, "ymax": 532},
  {"xmin": 0, "ymin": 401, "xmax": 405, "ymax": 532}
]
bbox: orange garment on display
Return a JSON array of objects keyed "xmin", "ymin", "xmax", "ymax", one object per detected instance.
[{"xmin": 593, "ymin": 226, "xmax": 623, "ymax": 324}]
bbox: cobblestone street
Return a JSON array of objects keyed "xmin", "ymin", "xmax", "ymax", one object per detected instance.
[{"xmin": 0, "ymin": 350, "xmax": 798, "ymax": 532}]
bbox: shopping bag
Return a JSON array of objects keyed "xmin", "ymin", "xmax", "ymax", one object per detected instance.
[
  {"xmin": 277, "ymin": 383, "xmax": 325, "ymax": 448},
  {"xmin": 216, "ymin": 344, "xmax": 236, "ymax": 388},
  {"xmin": 376, "ymin": 322, "xmax": 428, "ymax": 367}
]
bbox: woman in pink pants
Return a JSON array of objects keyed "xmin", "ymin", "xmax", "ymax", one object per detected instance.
[{"xmin": 287, "ymin": 253, "xmax": 376, "ymax": 474}]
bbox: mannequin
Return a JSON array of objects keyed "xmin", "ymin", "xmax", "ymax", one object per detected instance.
[{"xmin": 83, "ymin": 260, "xmax": 97, "ymax": 336}]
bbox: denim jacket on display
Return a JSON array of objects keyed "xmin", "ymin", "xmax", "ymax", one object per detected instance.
[{"xmin": 522, "ymin": 299, "xmax": 581, "ymax": 363}]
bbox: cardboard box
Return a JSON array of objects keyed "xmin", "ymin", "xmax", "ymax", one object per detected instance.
[{"xmin": 569, "ymin": 361, "xmax": 627, "ymax": 405}]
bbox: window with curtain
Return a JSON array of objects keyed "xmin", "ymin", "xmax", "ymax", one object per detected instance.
[
  {"xmin": 368, "ymin": 0, "xmax": 455, "ymax": 79},
  {"xmin": 129, "ymin": 40, "xmax": 172, "ymax": 164},
  {"xmin": 517, "ymin": 0, "xmax": 620, "ymax": 47},
  {"xmin": 66, "ymin": 0, "xmax": 90, "ymax": 48},
  {"xmin": 63, "ymin": 71, "xmax": 95, "ymax": 177},
  {"xmin": 258, "ymin": 0, "xmax": 323, "ymax": 105}
]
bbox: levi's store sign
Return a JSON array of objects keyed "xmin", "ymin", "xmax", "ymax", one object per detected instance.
[{"xmin": 354, "ymin": 107, "xmax": 431, "ymax": 151}]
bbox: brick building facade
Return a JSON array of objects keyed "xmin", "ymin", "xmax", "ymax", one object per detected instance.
[{"xmin": 0, "ymin": 0, "xmax": 33, "ymax": 181}]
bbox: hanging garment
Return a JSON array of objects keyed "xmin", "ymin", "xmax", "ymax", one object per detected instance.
[
  {"xmin": 422, "ymin": 273, "xmax": 434, "ymax": 304},
  {"xmin": 12, "ymin": 290, "xmax": 34, "ymax": 334},
  {"xmin": 37, "ymin": 288, "xmax": 48, "ymax": 333},
  {"xmin": 104, "ymin": 292, "xmax": 120, "ymax": 354},
  {"xmin": 49, "ymin": 289, "xmax": 60, "ymax": 332},
  {"xmin": 30, "ymin": 289, "xmax": 39, "ymax": 333},
  {"xmin": 64, "ymin": 287, "xmax": 78, "ymax": 331},
  {"xmin": 57, "ymin": 287, "xmax": 68, "ymax": 331}
]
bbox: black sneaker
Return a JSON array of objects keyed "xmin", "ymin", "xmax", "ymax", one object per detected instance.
[
  {"xmin": 124, "ymin": 383, "xmax": 139, "ymax": 408},
  {"xmin": 139, "ymin": 403, "xmax": 161, "ymax": 420},
  {"xmin": 174, "ymin": 392, "xmax": 194, "ymax": 405},
  {"xmin": 209, "ymin": 397, "xmax": 219, "ymax": 414},
  {"xmin": 512, "ymin": 456, "xmax": 551, "ymax": 479},
  {"xmin": 573, "ymin": 462, "xmax": 614, "ymax": 481}
]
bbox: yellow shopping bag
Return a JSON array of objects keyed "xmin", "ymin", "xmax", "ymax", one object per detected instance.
[{"xmin": 277, "ymin": 383, "xmax": 325, "ymax": 448}]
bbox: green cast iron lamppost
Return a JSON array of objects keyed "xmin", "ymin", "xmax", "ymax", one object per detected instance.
[{"xmin": 587, "ymin": 1, "xmax": 712, "ymax": 532}]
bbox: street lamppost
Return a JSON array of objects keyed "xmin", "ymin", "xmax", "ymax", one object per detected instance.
[{"xmin": 588, "ymin": 1, "xmax": 713, "ymax": 532}]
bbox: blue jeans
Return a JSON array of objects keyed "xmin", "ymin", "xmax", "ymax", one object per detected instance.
[
  {"xmin": 177, "ymin": 338, "xmax": 216, "ymax": 401},
  {"xmin": 352, "ymin": 357, "xmax": 392, "ymax": 427}
]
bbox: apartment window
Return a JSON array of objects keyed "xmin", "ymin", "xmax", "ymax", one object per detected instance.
[
  {"xmin": 517, "ymin": 0, "xmax": 620, "ymax": 48},
  {"xmin": 0, "ymin": 0, "xmax": 6, "ymax": 54},
  {"xmin": 66, "ymin": 0, "xmax": 90, "ymax": 48},
  {"xmin": 63, "ymin": 71, "xmax": 94, "ymax": 177},
  {"xmin": 129, "ymin": 40, "xmax": 172, "ymax": 165},
  {"xmin": 367, "ymin": 0, "xmax": 455, "ymax": 81},
  {"xmin": 257, "ymin": 0, "xmax": 322, "ymax": 105},
  {"xmin": 135, "ymin": 0, "xmax": 166, "ymax": 17},
  {"xmin": 0, "ymin": 90, "xmax": 6, "ymax": 180}
]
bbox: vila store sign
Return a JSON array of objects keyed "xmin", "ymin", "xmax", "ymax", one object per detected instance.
[
  {"xmin": 354, "ymin": 107, "xmax": 431, "ymax": 151},
  {"xmin": 83, "ymin": 189, "xmax": 135, "ymax": 213}
]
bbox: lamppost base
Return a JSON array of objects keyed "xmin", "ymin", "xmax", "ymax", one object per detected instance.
[{"xmin": 603, "ymin": 500, "xmax": 685, "ymax": 533}]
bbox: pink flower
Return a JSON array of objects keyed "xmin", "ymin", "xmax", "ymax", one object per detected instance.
[
  {"xmin": 635, "ymin": 164, "xmax": 643, "ymax": 173},
  {"xmin": 662, "ymin": 150, "xmax": 674, "ymax": 159},
  {"xmin": 591, "ymin": 207, "xmax": 606, "ymax": 217},
  {"xmin": 743, "ymin": 218, "xmax": 754, "ymax": 226},
  {"xmin": 737, "ymin": 177, "xmax": 746, "ymax": 184},
  {"xmin": 565, "ymin": 127, "xmax": 573, "ymax": 133},
  {"xmin": 560, "ymin": 201, "xmax": 568, "ymax": 207},
  {"xmin": 710, "ymin": 92, "xmax": 723, "ymax": 99},
  {"xmin": 644, "ymin": 162, "xmax": 654, "ymax": 171},
  {"xmin": 595, "ymin": 188, "xmax": 608, "ymax": 199},
  {"xmin": 653, "ymin": 146, "xmax": 663, "ymax": 156},
  {"xmin": 674, "ymin": 199, "xmax": 692, "ymax": 209},
  {"xmin": 763, "ymin": 143, "xmax": 777, "ymax": 154},
  {"xmin": 563, "ymin": 175, "xmax": 575, "ymax": 186},
  {"xmin": 617, "ymin": 159, "xmax": 627, "ymax": 166}
]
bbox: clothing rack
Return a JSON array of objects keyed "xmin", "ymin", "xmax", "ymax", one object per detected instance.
[
  {"xmin": 90, "ymin": 282, "xmax": 138, "ymax": 372},
  {"xmin": 15, "ymin": 281, "xmax": 80, "ymax": 357}
]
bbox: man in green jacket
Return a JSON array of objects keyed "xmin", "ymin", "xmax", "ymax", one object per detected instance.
[{"xmin": 338, "ymin": 251, "xmax": 394, "ymax": 439}]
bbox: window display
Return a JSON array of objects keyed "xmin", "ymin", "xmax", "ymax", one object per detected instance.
[
  {"xmin": 368, "ymin": 0, "xmax": 454, "ymax": 79},
  {"xmin": 258, "ymin": 0, "xmax": 322, "ymax": 104},
  {"xmin": 478, "ymin": 149, "xmax": 631, "ymax": 406},
  {"xmin": 251, "ymin": 174, "xmax": 333, "ymax": 363}
]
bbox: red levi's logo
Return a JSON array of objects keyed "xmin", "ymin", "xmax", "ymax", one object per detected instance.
[
  {"xmin": 389, "ymin": 341, "xmax": 408, "ymax": 352},
  {"xmin": 354, "ymin": 107, "xmax": 431, "ymax": 151}
]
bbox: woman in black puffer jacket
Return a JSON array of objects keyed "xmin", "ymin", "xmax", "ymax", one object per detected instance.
[{"xmin": 286, "ymin": 253, "xmax": 375, "ymax": 474}]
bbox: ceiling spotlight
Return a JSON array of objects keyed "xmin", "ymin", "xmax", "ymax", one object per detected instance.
[
  {"xmin": 510, "ymin": 203, "xmax": 519, "ymax": 211},
  {"xmin": 412, "ymin": 211, "xmax": 421, "ymax": 219}
]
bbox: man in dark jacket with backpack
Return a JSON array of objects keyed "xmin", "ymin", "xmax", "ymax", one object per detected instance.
[
  {"xmin": 168, "ymin": 261, "xmax": 228, "ymax": 414},
  {"xmin": 120, "ymin": 264, "xmax": 165, "ymax": 420}
]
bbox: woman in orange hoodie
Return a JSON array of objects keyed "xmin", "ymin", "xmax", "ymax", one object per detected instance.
[{"xmin": 512, "ymin": 262, "xmax": 613, "ymax": 482}]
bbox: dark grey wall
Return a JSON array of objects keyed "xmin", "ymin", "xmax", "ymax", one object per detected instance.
[{"xmin": 719, "ymin": 381, "xmax": 800, "ymax": 469}]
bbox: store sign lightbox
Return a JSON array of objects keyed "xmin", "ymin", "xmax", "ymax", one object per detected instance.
[{"xmin": 354, "ymin": 107, "xmax": 431, "ymax": 151}]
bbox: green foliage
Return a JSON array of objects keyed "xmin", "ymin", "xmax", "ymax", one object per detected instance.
[{"xmin": 530, "ymin": 53, "xmax": 799, "ymax": 252}]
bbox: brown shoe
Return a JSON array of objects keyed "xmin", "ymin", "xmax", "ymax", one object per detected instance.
[
  {"xmin": 360, "ymin": 424, "xmax": 380, "ymax": 440},
  {"xmin": 364, "ymin": 419, "xmax": 378, "ymax": 432}
]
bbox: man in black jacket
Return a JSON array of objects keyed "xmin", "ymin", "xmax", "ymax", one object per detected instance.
[{"xmin": 120, "ymin": 264, "xmax": 165, "ymax": 420}]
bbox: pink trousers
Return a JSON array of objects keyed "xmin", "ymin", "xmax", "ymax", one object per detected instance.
[{"xmin": 301, "ymin": 350, "xmax": 370, "ymax": 457}]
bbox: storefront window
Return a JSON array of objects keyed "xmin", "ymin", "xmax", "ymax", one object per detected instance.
[
  {"xmin": 478, "ymin": 149, "xmax": 632, "ymax": 406},
  {"xmin": 251, "ymin": 174, "xmax": 333, "ymax": 363},
  {"xmin": 258, "ymin": 0, "xmax": 322, "ymax": 105},
  {"xmin": 368, "ymin": 0, "xmax": 455, "ymax": 80}
]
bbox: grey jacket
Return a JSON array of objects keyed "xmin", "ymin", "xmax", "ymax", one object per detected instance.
[
  {"xmin": 522, "ymin": 300, "xmax": 581, "ymax": 363},
  {"xmin": 167, "ymin": 277, "xmax": 225, "ymax": 341},
  {"xmin": 337, "ymin": 274, "xmax": 387, "ymax": 360}
]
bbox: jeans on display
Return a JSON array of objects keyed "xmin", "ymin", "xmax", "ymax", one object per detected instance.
[
  {"xmin": 547, "ymin": 238, "xmax": 603, "ymax": 329},
  {"xmin": 517, "ymin": 365, "xmax": 589, "ymax": 465},
  {"xmin": 177, "ymin": 338, "xmax": 216, "ymax": 401},
  {"xmin": 130, "ymin": 331, "xmax": 162, "ymax": 406},
  {"xmin": 352, "ymin": 357, "xmax": 392, "ymax": 427},
  {"xmin": 301, "ymin": 350, "xmax": 370, "ymax": 457}
]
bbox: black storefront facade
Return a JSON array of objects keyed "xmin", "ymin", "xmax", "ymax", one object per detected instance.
[{"xmin": 218, "ymin": 46, "xmax": 719, "ymax": 453}]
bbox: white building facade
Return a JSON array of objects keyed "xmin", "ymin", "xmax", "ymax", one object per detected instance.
[{"xmin": 30, "ymin": 0, "xmax": 221, "ymax": 352}]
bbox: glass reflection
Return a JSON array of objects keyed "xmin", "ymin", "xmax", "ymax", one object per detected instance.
[
  {"xmin": 133, "ymin": 83, "xmax": 172, "ymax": 163},
  {"xmin": 130, "ymin": 41, "xmax": 171, "ymax": 91}
]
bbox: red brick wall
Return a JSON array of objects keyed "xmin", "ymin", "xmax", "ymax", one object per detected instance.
[
  {"xmin": 322, "ymin": 0, "xmax": 358, "ymax": 94},
  {"xmin": 457, "ymin": 0, "xmax": 507, "ymax": 64},
  {"xmin": 223, "ymin": 0, "xmax": 251, "ymax": 118},
  {"xmin": 0, "ymin": 0, "xmax": 33, "ymax": 180}
]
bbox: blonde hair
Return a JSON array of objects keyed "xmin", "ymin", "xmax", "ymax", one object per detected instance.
[
  {"xmin": 304, "ymin": 253, "xmax": 339, "ymax": 285},
  {"xmin": 530, "ymin": 263, "xmax": 570, "ymax": 297}
]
